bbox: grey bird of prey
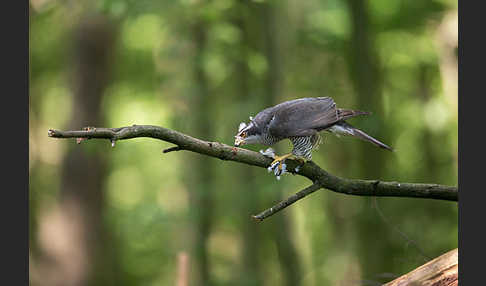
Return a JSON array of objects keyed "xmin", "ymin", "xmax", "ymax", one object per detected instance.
[{"xmin": 234, "ymin": 97, "xmax": 392, "ymax": 177}]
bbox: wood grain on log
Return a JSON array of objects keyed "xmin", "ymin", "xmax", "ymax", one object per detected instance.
[{"xmin": 384, "ymin": 248, "xmax": 458, "ymax": 286}]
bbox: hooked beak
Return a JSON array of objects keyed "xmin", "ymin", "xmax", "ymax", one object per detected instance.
[{"xmin": 234, "ymin": 136, "xmax": 245, "ymax": 147}]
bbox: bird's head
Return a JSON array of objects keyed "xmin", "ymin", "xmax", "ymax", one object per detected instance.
[{"xmin": 234, "ymin": 117, "xmax": 262, "ymax": 147}]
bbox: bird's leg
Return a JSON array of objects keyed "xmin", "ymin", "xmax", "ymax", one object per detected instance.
[
  {"xmin": 263, "ymin": 153, "xmax": 292, "ymax": 179},
  {"xmin": 271, "ymin": 153, "xmax": 309, "ymax": 173},
  {"xmin": 270, "ymin": 153, "xmax": 293, "ymax": 170},
  {"xmin": 261, "ymin": 149, "xmax": 308, "ymax": 179}
]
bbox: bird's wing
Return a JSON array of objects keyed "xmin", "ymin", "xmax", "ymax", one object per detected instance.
[{"xmin": 267, "ymin": 97, "xmax": 340, "ymax": 138}]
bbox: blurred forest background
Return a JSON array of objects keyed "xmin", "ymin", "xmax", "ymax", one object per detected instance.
[{"xmin": 29, "ymin": 0, "xmax": 458, "ymax": 285}]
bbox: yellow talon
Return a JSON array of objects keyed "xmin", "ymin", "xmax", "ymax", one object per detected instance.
[
  {"xmin": 271, "ymin": 154, "xmax": 308, "ymax": 167},
  {"xmin": 270, "ymin": 153, "xmax": 294, "ymax": 167}
]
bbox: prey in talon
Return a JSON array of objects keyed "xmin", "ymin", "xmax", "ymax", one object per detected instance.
[{"xmin": 234, "ymin": 97, "xmax": 393, "ymax": 179}]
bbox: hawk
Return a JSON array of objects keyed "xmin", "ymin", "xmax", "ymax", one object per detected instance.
[{"xmin": 234, "ymin": 97, "xmax": 392, "ymax": 177}]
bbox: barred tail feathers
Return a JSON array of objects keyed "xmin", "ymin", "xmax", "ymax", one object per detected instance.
[{"xmin": 328, "ymin": 121, "xmax": 393, "ymax": 151}]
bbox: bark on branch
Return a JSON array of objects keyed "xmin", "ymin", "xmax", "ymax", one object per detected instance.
[{"xmin": 48, "ymin": 125, "xmax": 458, "ymax": 220}]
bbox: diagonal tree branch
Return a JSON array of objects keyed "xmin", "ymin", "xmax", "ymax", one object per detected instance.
[
  {"xmin": 48, "ymin": 125, "xmax": 458, "ymax": 220},
  {"xmin": 252, "ymin": 183, "xmax": 322, "ymax": 221}
]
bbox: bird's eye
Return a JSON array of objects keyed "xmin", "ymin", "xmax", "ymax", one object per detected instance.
[{"xmin": 241, "ymin": 132, "xmax": 247, "ymax": 138}]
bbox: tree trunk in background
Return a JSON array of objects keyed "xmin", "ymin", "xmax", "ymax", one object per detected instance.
[
  {"xmin": 346, "ymin": 0, "xmax": 391, "ymax": 281},
  {"xmin": 418, "ymin": 64, "xmax": 440, "ymax": 182},
  {"xmin": 34, "ymin": 14, "xmax": 117, "ymax": 286},
  {"xmin": 262, "ymin": 2, "xmax": 302, "ymax": 285},
  {"xmin": 186, "ymin": 17, "xmax": 214, "ymax": 286},
  {"xmin": 234, "ymin": 2, "xmax": 263, "ymax": 285},
  {"xmin": 346, "ymin": 0, "xmax": 385, "ymax": 173}
]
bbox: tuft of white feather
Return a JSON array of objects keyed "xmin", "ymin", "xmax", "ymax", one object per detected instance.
[{"xmin": 238, "ymin": 122, "xmax": 247, "ymax": 132}]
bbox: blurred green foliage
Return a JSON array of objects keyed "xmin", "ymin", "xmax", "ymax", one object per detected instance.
[{"xmin": 30, "ymin": 0, "xmax": 457, "ymax": 285}]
